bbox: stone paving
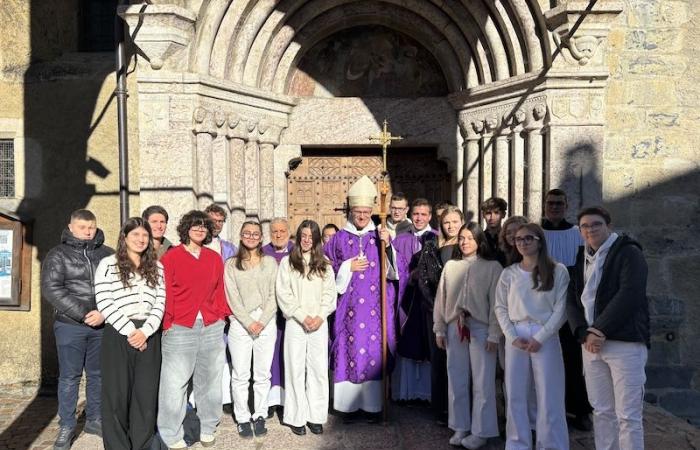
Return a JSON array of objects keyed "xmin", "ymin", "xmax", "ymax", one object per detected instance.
[{"xmin": 1, "ymin": 383, "xmax": 699, "ymax": 450}]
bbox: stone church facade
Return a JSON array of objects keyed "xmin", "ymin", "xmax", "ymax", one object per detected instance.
[{"xmin": 0, "ymin": 0, "xmax": 698, "ymax": 424}]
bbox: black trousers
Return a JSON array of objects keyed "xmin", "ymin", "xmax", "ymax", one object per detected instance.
[
  {"xmin": 559, "ymin": 325, "xmax": 592, "ymax": 416},
  {"xmin": 101, "ymin": 322, "xmax": 161, "ymax": 450},
  {"xmin": 424, "ymin": 311, "xmax": 448, "ymax": 417}
]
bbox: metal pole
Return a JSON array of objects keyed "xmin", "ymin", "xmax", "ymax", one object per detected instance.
[
  {"xmin": 115, "ymin": 1, "xmax": 129, "ymax": 224},
  {"xmin": 379, "ymin": 176, "xmax": 389, "ymax": 424}
]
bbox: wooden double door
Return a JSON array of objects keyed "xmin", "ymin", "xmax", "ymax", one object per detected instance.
[{"xmin": 287, "ymin": 148, "xmax": 451, "ymax": 233}]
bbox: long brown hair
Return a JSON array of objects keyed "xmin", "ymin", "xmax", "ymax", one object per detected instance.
[
  {"xmin": 116, "ymin": 217, "xmax": 160, "ymax": 289},
  {"xmin": 289, "ymin": 220, "xmax": 329, "ymax": 279},
  {"xmin": 235, "ymin": 221, "xmax": 264, "ymax": 271},
  {"xmin": 499, "ymin": 215, "xmax": 529, "ymax": 265},
  {"xmin": 516, "ymin": 223, "xmax": 555, "ymax": 291}
]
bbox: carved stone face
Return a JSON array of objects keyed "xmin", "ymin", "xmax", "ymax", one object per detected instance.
[
  {"xmin": 533, "ymin": 104, "xmax": 547, "ymax": 121},
  {"xmin": 485, "ymin": 116, "xmax": 498, "ymax": 131},
  {"xmin": 193, "ymin": 107, "xmax": 208, "ymax": 123},
  {"xmin": 227, "ymin": 113, "xmax": 240, "ymax": 129},
  {"xmin": 471, "ymin": 120, "xmax": 484, "ymax": 134},
  {"xmin": 514, "ymin": 108, "xmax": 527, "ymax": 124}
]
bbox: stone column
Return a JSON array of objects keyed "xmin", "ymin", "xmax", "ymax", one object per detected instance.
[
  {"xmin": 244, "ymin": 119, "xmax": 260, "ymax": 220},
  {"xmin": 508, "ymin": 109, "xmax": 526, "ymax": 216},
  {"xmin": 193, "ymin": 107, "xmax": 217, "ymax": 209},
  {"xmin": 226, "ymin": 113, "xmax": 248, "ymax": 238},
  {"xmin": 459, "ymin": 118, "xmax": 483, "ymax": 218},
  {"xmin": 482, "ymin": 115, "xmax": 499, "ymax": 202},
  {"xmin": 258, "ymin": 121, "xmax": 284, "ymax": 229},
  {"xmin": 494, "ymin": 133, "xmax": 510, "ymax": 202},
  {"xmin": 524, "ymin": 103, "xmax": 547, "ymax": 221}
]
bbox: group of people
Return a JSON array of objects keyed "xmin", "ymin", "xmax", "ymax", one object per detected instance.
[{"xmin": 41, "ymin": 174, "xmax": 649, "ymax": 450}]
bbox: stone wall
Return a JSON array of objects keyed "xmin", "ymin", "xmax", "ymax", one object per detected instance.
[
  {"xmin": 0, "ymin": 0, "xmax": 141, "ymax": 385},
  {"xmin": 604, "ymin": 0, "xmax": 700, "ymax": 424}
]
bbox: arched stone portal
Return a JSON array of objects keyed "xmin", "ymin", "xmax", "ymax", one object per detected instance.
[{"xmin": 119, "ymin": 0, "xmax": 621, "ymax": 241}]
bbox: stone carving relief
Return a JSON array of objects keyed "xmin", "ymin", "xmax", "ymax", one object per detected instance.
[
  {"xmin": 191, "ymin": 107, "xmax": 286, "ymax": 144},
  {"xmin": 550, "ymin": 94, "xmax": 604, "ymax": 123},
  {"xmin": 458, "ymin": 96, "xmax": 548, "ymax": 138},
  {"xmin": 288, "ymin": 25, "xmax": 448, "ymax": 98}
]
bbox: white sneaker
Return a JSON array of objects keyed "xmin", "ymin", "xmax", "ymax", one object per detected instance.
[
  {"xmin": 168, "ymin": 440, "xmax": 187, "ymax": 450},
  {"xmin": 461, "ymin": 434, "xmax": 487, "ymax": 449},
  {"xmin": 449, "ymin": 431, "xmax": 469, "ymax": 446},
  {"xmin": 200, "ymin": 433, "xmax": 215, "ymax": 447}
]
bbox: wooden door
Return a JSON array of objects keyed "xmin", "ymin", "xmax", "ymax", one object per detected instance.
[{"xmin": 287, "ymin": 148, "xmax": 450, "ymax": 233}]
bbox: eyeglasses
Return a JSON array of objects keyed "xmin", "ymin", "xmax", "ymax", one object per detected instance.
[
  {"xmin": 352, "ymin": 210, "xmax": 372, "ymax": 217},
  {"xmin": 515, "ymin": 235, "xmax": 540, "ymax": 245},
  {"xmin": 190, "ymin": 225, "xmax": 208, "ymax": 232},
  {"xmin": 241, "ymin": 231, "xmax": 262, "ymax": 239},
  {"xmin": 580, "ymin": 221, "xmax": 605, "ymax": 232},
  {"xmin": 210, "ymin": 219, "xmax": 225, "ymax": 225}
]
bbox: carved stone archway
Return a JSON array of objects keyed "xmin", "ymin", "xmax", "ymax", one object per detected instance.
[{"xmin": 120, "ymin": 0, "xmax": 622, "ymax": 241}]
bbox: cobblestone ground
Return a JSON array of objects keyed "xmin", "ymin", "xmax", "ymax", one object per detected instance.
[{"xmin": 1, "ymin": 384, "xmax": 699, "ymax": 450}]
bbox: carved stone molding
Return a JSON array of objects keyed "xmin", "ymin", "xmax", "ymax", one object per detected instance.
[
  {"xmin": 459, "ymin": 95, "xmax": 548, "ymax": 136},
  {"xmin": 545, "ymin": 1, "xmax": 623, "ymax": 69},
  {"xmin": 119, "ymin": 4, "xmax": 196, "ymax": 71},
  {"xmin": 191, "ymin": 106, "xmax": 287, "ymax": 144}
]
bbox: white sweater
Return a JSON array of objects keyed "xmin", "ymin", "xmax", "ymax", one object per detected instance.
[
  {"xmin": 494, "ymin": 262, "xmax": 569, "ymax": 345},
  {"xmin": 276, "ymin": 254, "xmax": 337, "ymax": 323},
  {"xmin": 432, "ymin": 256, "xmax": 503, "ymax": 343},
  {"xmin": 94, "ymin": 255, "xmax": 165, "ymax": 338}
]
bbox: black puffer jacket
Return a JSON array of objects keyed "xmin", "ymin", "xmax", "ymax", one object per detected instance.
[{"xmin": 41, "ymin": 228, "xmax": 114, "ymax": 325}]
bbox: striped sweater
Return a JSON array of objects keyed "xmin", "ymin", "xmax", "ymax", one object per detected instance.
[{"xmin": 94, "ymin": 254, "xmax": 165, "ymax": 338}]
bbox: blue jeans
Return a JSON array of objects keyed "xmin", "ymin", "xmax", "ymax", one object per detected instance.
[
  {"xmin": 157, "ymin": 319, "xmax": 225, "ymax": 446},
  {"xmin": 54, "ymin": 321, "xmax": 103, "ymax": 428}
]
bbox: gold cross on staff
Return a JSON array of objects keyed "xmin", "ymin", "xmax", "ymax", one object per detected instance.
[{"xmin": 369, "ymin": 119, "xmax": 403, "ymax": 173}]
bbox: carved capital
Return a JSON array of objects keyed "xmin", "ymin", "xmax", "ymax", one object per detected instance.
[
  {"xmin": 192, "ymin": 107, "xmax": 217, "ymax": 137},
  {"xmin": 259, "ymin": 124, "xmax": 285, "ymax": 146},
  {"xmin": 484, "ymin": 116, "xmax": 499, "ymax": 134},
  {"xmin": 545, "ymin": 1, "xmax": 623, "ymax": 69},
  {"xmin": 119, "ymin": 4, "xmax": 196, "ymax": 71},
  {"xmin": 226, "ymin": 113, "xmax": 248, "ymax": 141}
]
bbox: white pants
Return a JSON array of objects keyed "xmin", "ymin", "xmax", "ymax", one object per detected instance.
[
  {"xmin": 582, "ymin": 340, "xmax": 647, "ymax": 450},
  {"xmin": 505, "ymin": 321, "xmax": 568, "ymax": 450},
  {"xmin": 283, "ymin": 319, "xmax": 330, "ymax": 427},
  {"xmin": 446, "ymin": 319, "xmax": 498, "ymax": 437},
  {"xmin": 228, "ymin": 309, "xmax": 277, "ymax": 422}
]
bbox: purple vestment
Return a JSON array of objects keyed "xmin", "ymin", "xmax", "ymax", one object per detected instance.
[
  {"xmin": 324, "ymin": 228, "xmax": 402, "ymax": 385},
  {"xmin": 261, "ymin": 241, "xmax": 294, "ymax": 398}
]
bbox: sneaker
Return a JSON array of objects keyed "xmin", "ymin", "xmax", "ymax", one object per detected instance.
[
  {"xmin": 237, "ymin": 421, "xmax": 254, "ymax": 439},
  {"xmin": 253, "ymin": 416, "xmax": 267, "ymax": 436},
  {"xmin": 306, "ymin": 422, "xmax": 323, "ymax": 434},
  {"xmin": 200, "ymin": 433, "xmax": 215, "ymax": 447},
  {"xmin": 53, "ymin": 426, "xmax": 75, "ymax": 450},
  {"xmin": 461, "ymin": 435, "xmax": 487, "ymax": 450},
  {"xmin": 267, "ymin": 406, "xmax": 275, "ymax": 419},
  {"xmin": 83, "ymin": 419, "xmax": 102, "ymax": 437},
  {"xmin": 449, "ymin": 431, "xmax": 468, "ymax": 446},
  {"xmin": 167, "ymin": 440, "xmax": 187, "ymax": 450}
]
